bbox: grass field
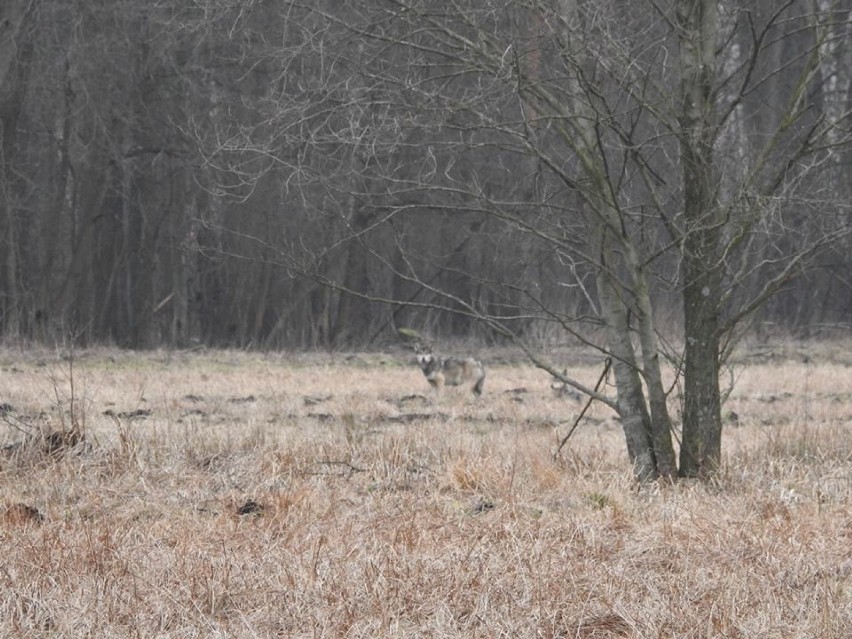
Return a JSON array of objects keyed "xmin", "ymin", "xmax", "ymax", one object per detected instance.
[{"xmin": 0, "ymin": 344, "xmax": 850, "ymax": 638}]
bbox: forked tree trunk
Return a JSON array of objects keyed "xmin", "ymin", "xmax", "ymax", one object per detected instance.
[
  {"xmin": 597, "ymin": 267, "xmax": 658, "ymax": 482},
  {"xmin": 631, "ymin": 257, "xmax": 678, "ymax": 478},
  {"xmin": 552, "ymin": 0, "xmax": 673, "ymax": 481}
]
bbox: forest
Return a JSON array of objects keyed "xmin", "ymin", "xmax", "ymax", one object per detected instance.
[
  {"xmin": 1, "ymin": 0, "xmax": 850, "ymax": 350},
  {"xmin": 0, "ymin": 7, "xmax": 850, "ymax": 631}
]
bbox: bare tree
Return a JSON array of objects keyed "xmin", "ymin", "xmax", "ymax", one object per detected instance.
[{"xmin": 187, "ymin": 0, "xmax": 852, "ymax": 478}]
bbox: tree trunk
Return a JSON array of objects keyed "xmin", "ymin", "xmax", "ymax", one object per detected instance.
[
  {"xmin": 0, "ymin": 0, "xmax": 35, "ymax": 338},
  {"xmin": 681, "ymin": 270, "xmax": 722, "ymax": 476},
  {"xmin": 331, "ymin": 204, "xmax": 372, "ymax": 347},
  {"xmin": 677, "ymin": 0, "xmax": 723, "ymax": 477}
]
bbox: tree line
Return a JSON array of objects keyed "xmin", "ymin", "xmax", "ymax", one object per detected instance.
[{"xmin": 1, "ymin": 1, "xmax": 850, "ymax": 351}]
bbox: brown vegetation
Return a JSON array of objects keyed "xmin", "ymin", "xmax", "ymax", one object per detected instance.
[{"xmin": 0, "ymin": 346, "xmax": 849, "ymax": 637}]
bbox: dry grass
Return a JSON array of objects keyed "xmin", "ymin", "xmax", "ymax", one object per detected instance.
[{"xmin": 0, "ymin": 345, "xmax": 849, "ymax": 638}]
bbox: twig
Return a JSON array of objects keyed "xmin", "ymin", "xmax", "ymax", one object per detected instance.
[
  {"xmin": 1, "ymin": 412, "xmax": 37, "ymax": 438},
  {"xmin": 555, "ymin": 358, "xmax": 612, "ymax": 457}
]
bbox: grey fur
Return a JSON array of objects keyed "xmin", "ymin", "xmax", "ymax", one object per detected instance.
[{"xmin": 415, "ymin": 344, "xmax": 486, "ymax": 396}]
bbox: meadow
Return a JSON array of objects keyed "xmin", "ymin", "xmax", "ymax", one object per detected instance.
[{"xmin": 0, "ymin": 343, "xmax": 849, "ymax": 638}]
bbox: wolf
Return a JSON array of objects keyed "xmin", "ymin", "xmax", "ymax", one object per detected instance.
[
  {"xmin": 551, "ymin": 369, "xmax": 581, "ymax": 401},
  {"xmin": 415, "ymin": 343, "xmax": 486, "ymax": 396}
]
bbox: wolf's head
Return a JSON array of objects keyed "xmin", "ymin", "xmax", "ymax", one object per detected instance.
[
  {"xmin": 416, "ymin": 348, "xmax": 443, "ymax": 382},
  {"xmin": 414, "ymin": 342, "xmax": 436, "ymax": 368}
]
